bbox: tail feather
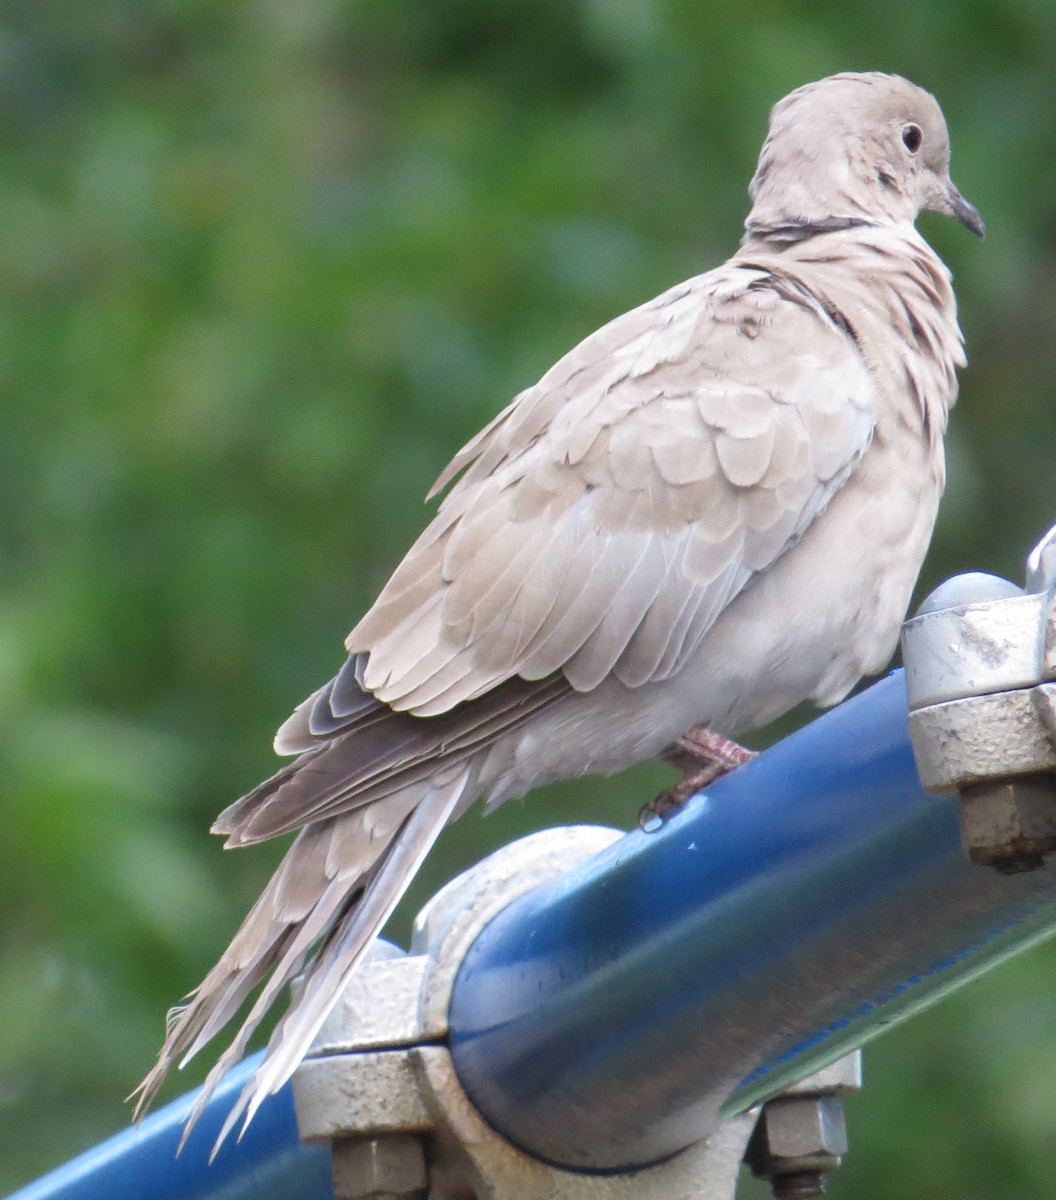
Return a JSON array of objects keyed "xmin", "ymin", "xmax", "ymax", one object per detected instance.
[
  {"xmin": 130, "ymin": 869, "xmax": 298, "ymax": 1118},
  {"xmin": 214, "ymin": 670, "xmax": 568, "ymax": 845},
  {"xmin": 198, "ymin": 789, "xmax": 429, "ymax": 1076},
  {"xmin": 131, "ymin": 767, "xmax": 473, "ymax": 1155},
  {"xmin": 213, "ymin": 765, "xmax": 472, "ymax": 1151},
  {"xmin": 134, "ymin": 658, "xmax": 564, "ymax": 1147}
]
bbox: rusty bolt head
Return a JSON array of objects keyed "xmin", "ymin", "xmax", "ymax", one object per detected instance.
[{"xmin": 958, "ymin": 775, "xmax": 1056, "ymax": 873}]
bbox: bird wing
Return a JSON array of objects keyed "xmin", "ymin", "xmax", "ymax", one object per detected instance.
[{"xmin": 348, "ymin": 263, "xmax": 878, "ymax": 714}]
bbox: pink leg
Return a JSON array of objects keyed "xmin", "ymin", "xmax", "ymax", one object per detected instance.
[{"xmin": 639, "ymin": 726, "xmax": 757, "ymax": 830}]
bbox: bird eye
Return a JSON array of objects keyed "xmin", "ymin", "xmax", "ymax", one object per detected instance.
[{"xmin": 902, "ymin": 123, "xmax": 923, "ymax": 153}]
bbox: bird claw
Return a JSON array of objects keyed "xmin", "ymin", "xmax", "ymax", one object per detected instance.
[
  {"xmin": 639, "ymin": 727, "xmax": 757, "ymax": 832},
  {"xmin": 638, "ymin": 787, "xmax": 690, "ymax": 832}
]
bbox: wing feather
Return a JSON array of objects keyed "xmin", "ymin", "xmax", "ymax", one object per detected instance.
[{"xmin": 343, "ymin": 263, "xmax": 877, "ymax": 718}]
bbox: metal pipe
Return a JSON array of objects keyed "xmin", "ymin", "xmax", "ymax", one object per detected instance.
[
  {"xmin": 448, "ymin": 671, "xmax": 1056, "ymax": 1173},
  {"xmin": 7, "ymin": 1051, "xmax": 333, "ymax": 1200}
]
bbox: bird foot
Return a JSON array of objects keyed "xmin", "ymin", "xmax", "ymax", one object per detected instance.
[{"xmin": 639, "ymin": 727, "xmax": 757, "ymax": 831}]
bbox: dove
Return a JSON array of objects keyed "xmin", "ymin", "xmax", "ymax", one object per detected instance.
[{"xmin": 133, "ymin": 71, "xmax": 983, "ymax": 1146}]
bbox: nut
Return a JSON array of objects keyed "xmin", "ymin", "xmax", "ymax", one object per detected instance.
[
  {"xmin": 745, "ymin": 1096, "xmax": 847, "ymax": 1185},
  {"xmin": 958, "ymin": 775, "xmax": 1056, "ymax": 873},
  {"xmin": 330, "ymin": 1134, "xmax": 427, "ymax": 1200}
]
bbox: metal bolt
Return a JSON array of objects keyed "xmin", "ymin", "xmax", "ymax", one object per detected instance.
[
  {"xmin": 745, "ymin": 1095, "xmax": 848, "ymax": 1200},
  {"xmin": 958, "ymin": 775, "xmax": 1056, "ymax": 873},
  {"xmin": 330, "ymin": 1134, "xmax": 427, "ymax": 1200},
  {"xmin": 771, "ymin": 1170, "xmax": 827, "ymax": 1199}
]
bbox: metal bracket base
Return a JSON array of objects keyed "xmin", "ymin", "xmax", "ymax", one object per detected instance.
[
  {"xmin": 293, "ymin": 826, "xmax": 856, "ymax": 1200},
  {"xmin": 902, "ymin": 524, "xmax": 1056, "ymax": 872}
]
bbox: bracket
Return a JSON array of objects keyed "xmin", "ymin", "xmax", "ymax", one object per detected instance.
[
  {"xmin": 902, "ymin": 522, "xmax": 1056, "ymax": 871},
  {"xmin": 293, "ymin": 826, "xmax": 859, "ymax": 1200}
]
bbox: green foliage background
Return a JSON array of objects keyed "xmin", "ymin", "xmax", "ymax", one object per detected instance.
[{"xmin": 3, "ymin": 1, "xmax": 1056, "ymax": 1194}]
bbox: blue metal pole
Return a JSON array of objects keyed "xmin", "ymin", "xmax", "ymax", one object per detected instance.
[
  {"xmin": 448, "ymin": 671, "xmax": 1056, "ymax": 1173},
  {"xmin": 6, "ymin": 1051, "xmax": 333, "ymax": 1200}
]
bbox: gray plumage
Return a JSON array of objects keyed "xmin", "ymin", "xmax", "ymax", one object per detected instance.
[{"xmin": 133, "ymin": 72, "xmax": 983, "ymax": 1144}]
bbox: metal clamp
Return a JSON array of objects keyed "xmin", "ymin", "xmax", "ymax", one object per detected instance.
[
  {"xmin": 292, "ymin": 826, "xmax": 859, "ymax": 1199},
  {"xmin": 902, "ymin": 522, "xmax": 1056, "ymax": 872}
]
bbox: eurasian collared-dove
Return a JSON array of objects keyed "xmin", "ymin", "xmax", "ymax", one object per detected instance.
[{"xmin": 134, "ymin": 71, "xmax": 983, "ymax": 1144}]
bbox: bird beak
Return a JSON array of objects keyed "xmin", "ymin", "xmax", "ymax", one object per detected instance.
[{"xmin": 945, "ymin": 180, "xmax": 986, "ymax": 238}]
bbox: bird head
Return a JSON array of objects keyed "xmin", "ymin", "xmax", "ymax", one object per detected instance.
[{"xmin": 745, "ymin": 72, "xmax": 984, "ymax": 241}]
